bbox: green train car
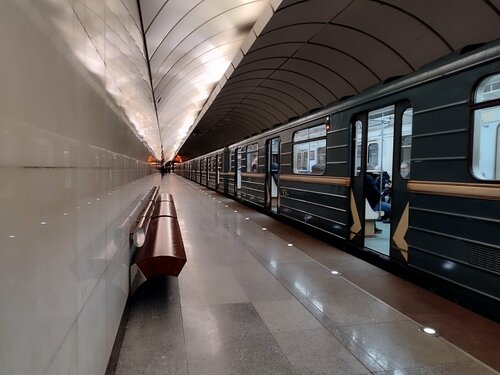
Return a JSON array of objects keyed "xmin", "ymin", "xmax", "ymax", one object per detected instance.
[{"xmin": 177, "ymin": 39, "xmax": 500, "ymax": 320}]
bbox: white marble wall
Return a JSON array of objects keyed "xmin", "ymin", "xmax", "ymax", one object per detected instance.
[{"xmin": 0, "ymin": 1, "xmax": 160, "ymax": 374}]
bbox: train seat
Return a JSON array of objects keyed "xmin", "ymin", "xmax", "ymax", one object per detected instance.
[{"xmin": 365, "ymin": 199, "xmax": 384, "ymax": 236}]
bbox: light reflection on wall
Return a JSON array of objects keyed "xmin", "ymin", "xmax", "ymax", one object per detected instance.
[{"xmin": 29, "ymin": 0, "xmax": 161, "ymax": 159}]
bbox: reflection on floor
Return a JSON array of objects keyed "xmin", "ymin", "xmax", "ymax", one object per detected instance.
[
  {"xmin": 111, "ymin": 174, "xmax": 500, "ymax": 375},
  {"xmin": 365, "ymin": 221, "xmax": 391, "ymax": 256}
]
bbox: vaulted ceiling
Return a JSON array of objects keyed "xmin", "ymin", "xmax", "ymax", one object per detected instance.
[
  {"xmin": 138, "ymin": 0, "xmax": 278, "ymax": 161},
  {"xmin": 139, "ymin": 0, "xmax": 500, "ymax": 161}
]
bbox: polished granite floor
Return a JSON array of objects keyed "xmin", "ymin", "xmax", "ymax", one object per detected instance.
[{"xmin": 112, "ymin": 174, "xmax": 500, "ymax": 375}]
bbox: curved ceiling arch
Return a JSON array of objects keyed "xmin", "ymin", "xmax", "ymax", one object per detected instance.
[
  {"xmin": 139, "ymin": 0, "xmax": 273, "ymax": 159},
  {"xmin": 268, "ymin": 69, "xmax": 337, "ymax": 103},
  {"xmin": 324, "ymin": 23, "xmax": 416, "ymax": 70},
  {"xmin": 155, "ymin": 53, "xmax": 236, "ymax": 101},
  {"xmin": 211, "ymin": 101, "xmax": 283, "ymax": 124},
  {"xmin": 281, "ymin": 57, "xmax": 359, "ymax": 93},
  {"xmin": 241, "ymin": 41, "xmax": 304, "ymax": 63},
  {"xmin": 150, "ymin": 2, "xmax": 266, "ymax": 75},
  {"xmin": 252, "ymin": 85, "xmax": 309, "ymax": 114},
  {"xmin": 300, "ymin": 42, "xmax": 381, "ymax": 83},
  {"xmin": 365, "ymin": 1, "xmax": 453, "ymax": 51},
  {"xmin": 261, "ymin": 1, "xmax": 454, "ymax": 61},
  {"xmin": 206, "ymin": 97, "xmax": 286, "ymax": 121},
  {"xmin": 203, "ymin": 106, "xmax": 272, "ymax": 129},
  {"xmin": 149, "ymin": 1, "xmax": 262, "ymax": 59},
  {"xmin": 243, "ymin": 41, "xmax": 381, "ymax": 81},
  {"xmin": 152, "ymin": 27, "xmax": 246, "ymax": 86},
  {"xmin": 195, "ymin": 116, "xmax": 261, "ymax": 140},
  {"xmin": 216, "ymin": 80, "xmax": 312, "ymax": 113},
  {"xmin": 384, "ymin": 0, "xmax": 500, "ymax": 49},
  {"xmin": 138, "ymin": 0, "xmax": 500, "ymax": 160},
  {"xmin": 209, "ymin": 89, "xmax": 299, "ymax": 119},
  {"xmin": 250, "ymin": 21, "xmax": 416, "ymax": 72},
  {"xmin": 245, "ymin": 91, "xmax": 300, "ymax": 117},
  {"xmin": 240, "ymin": 97, "xmax": 290, "ymax": 120},
  {"xmin": 221, "ymin": 70, "xmax": 329, "ymax": 103},
  {"xmin": 156, "ymin": 66, "xmax": 226, "ymax": 117},
  {"xmin": 261, "ymin": 77, "xmax": 324, "ymax": 107},
  {"xmin": 228, "ymin": 55, "xmax": 358, "ymax": 96},
  {"xmin": 154, "ymin": 37, "xmax": 246, "ymax": 92}
]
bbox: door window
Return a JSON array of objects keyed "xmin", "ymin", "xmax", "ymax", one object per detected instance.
[{"xmin": 472, "ymin": 73, "xmax": 500, "ymax": 180}]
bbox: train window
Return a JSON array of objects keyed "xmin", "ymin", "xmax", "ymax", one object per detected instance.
[
  {"xmin": 400, "ymin": 108, "xmax": 413, "ymax": 179},
  {"xmin": 475, "ymin": 74, "xmax": 500, "ymax": 102},
  {"xmin": 472, "ymin": 74, "xmax": 500, "ymax": 180},
  {"xmin": 294, "ymin": 124, "xmax": 327, "ymax": 142},
  {"xmin": 293, "ymin": 124, "xmax": 327, "ymax": 174},
  {"xmin": 246, "ymin": 144, "xmax": 258, "ymax": 172},
  {"xmin": 354, "ymin": 120, "xmax": 363, "ymax": 176},
  {"xmin": 368, "ymin": 105, "xmax": 395, "ymax": 176},
  {"xmin": 368, "ymin": 143, "xmax": 379, "ymax": 167}
]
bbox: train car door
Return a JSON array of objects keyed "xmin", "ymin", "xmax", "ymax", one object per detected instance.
[
  {"xmin": 390, "ymin": 105, "xmax": 412, "ymax": 263},
  {"xmin": 265, "ymin": 137, "xmax": 280, "ymax": 212},
  {"xmin": 350, "ymin": 113, "xmax": 368, "ymax": 249},
  {"xmin": 205, "ymin": 157, "xmax": 209, "ymax": 187},
  {"xmin": 196, "ymin": 160, "xmax": 200, "ymax": 183},
  {"xmin": 222, "ymin": 148, "xmax": 230, "ymax": 194},
  {"xmin": 350, "ymin": 103, "xmax": 412, "ymax": 259},
  {"xmin": 364, "ymin": 105, "xmax": 395, "ymax": 256},
  {"xmin": 235, "ymin": 148, "xmax": 242, "ymax": 198},
  {"xmin": 201, "ymin": 157, "xmax": 207, "ymax": 186},
  {"xmin": 199, "ymin": 159, "xmax": 203, "ymax": 185},
  {"xmin": 215, "ymin": 154, "xmax": 220, "ymax": 191}
]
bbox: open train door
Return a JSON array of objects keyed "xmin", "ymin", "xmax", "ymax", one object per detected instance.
[
  {"xmin": 235, "ymin": 148, "xmax": 242, "ymax": 198},
  {"xmin": 265, "ymin": 137, "xmax": 280, "ymax": 212},
  {"xmin": 349, "ymin": 103, "xmax": 412, "ymax": 261},
  {"xmin": 389, "ymin": 104, "xmax": 413, "ymax": 264},
  {"xmin": 349, "ymin": 113, "xmax": 368, "ymax": 250}
]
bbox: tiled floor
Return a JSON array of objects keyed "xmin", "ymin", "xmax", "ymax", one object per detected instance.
[{"xmin": 113, "ymin": 174, "xmax": 500, "ymax": 375}]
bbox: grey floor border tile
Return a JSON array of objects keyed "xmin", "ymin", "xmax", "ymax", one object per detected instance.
[
  {"xmin": 111, "ymin": 276, "xmax": 189, "ymax": 375},
  {"xmin": 231, "ymin": 235, "xmax": 385, "ymax": 372}
]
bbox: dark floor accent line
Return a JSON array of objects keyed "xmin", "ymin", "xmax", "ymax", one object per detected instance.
[{"xmin": 105, "ymin": 300, "xmax": 132, "ymax": 375}]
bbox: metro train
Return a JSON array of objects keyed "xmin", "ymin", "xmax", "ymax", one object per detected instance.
[{"xmin": 177, "ymin": 39, "xmax": 500, "ymax": 319}]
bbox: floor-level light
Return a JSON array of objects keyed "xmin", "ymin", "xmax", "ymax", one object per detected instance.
[{"xmin": 419, "ymin": 327, "xmax": 438, "ymax": 336}]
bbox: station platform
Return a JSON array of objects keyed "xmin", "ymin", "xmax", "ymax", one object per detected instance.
[{"xmin": 109, "ymin": 174, "xmax": 500, "ymax": 375}]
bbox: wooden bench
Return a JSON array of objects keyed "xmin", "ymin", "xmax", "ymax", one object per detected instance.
[
  {"xmin": 365, "ymin": 199, "xmax": 384, "ymax": 237},
  {"xmin": 130, "ymin": 189, "xmax": 186, "ymax": 293}
]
